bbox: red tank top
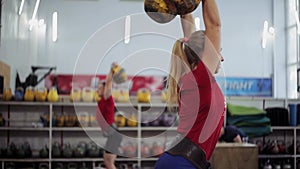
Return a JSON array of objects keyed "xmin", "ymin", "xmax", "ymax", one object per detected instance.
[
  {"xmin": 96, "ymin": 96, "xmax": 115, "ymax": 131},
  {"xmin": 177, "ymin": 61, "xmax": 225, "ymax": 160}
]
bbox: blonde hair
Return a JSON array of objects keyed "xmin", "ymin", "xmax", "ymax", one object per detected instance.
[{"xmin": 167, "ymin": 30, "xmax": 206, "ymax": 109}]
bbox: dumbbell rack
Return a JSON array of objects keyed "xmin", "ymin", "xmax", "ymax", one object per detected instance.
[{"xmin": 0, "ymin": 99, "xmax": 177, "ymax": 169}]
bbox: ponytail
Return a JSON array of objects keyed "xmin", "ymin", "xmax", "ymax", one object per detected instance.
[{"xmin": 167, "ymin": 39, "xmax": 191, "ymax": 109}]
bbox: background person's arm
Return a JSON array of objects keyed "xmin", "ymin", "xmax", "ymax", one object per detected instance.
[{"xmin": 103, "ymin": 69, "xmax": 113, "ymax": 100}]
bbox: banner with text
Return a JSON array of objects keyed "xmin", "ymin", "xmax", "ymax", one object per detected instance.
[{"xmin": 216, "ymin": 77, "xmax": 272, "ymax": 97}]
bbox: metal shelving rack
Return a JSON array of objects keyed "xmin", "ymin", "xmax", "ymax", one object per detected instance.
[
  {"xmin": 0, "ymin": 100, "xmax": 173, "ymax": 168},
  {"xmin": 1, "ymin": 97, "xmax": 298, "ymax": 168}
]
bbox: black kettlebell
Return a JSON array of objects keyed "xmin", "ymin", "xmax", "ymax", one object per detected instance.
[
  {"xmin": 67, "ymin": 163, "xmax": 77, "ymax": 169},
  {"xmin": 23, "ymin": 142, "xmax": 32, "ymax": 157},
  {"xmin": 6, "ymin": 142, "xmax": 17, "ymax": 158},
  {"xmin": 263, "ymin": 160, "xmax": 272, "ymax": 169},
  {"xmin": 5, "ymin": 162, "xmax": 15, "ymax": 169},
  {"xmin": 283, "ymin": 160, "xmax": 292, "ymax": 169},
  {"xmin": 17, "ymin": 144, "xmax": 25, "ymax": 158},
  {"xmin": 53, "ymin": 163, "xmax": 64, "ymax": 169},
  {"xmin": 39, "ymin": 145, "xmax": 49, "ymax": 158},
  {"xmin": 52, "ymin": 141, "xmax": 62, "ymax": 158},
  {"xmin": 79, "ymin": 162, "xmax": 88, "ymax": 169},
  {"xmin": 39, "ymin": 163, "xmax": 49, "ymax": 169},
  {"xmin": 73, "ymin": 141, "xmax": 87, "ymax": 158},
  {"xmin": 87, "ymin": 142, "xmax": 100, "ymax": 157}
]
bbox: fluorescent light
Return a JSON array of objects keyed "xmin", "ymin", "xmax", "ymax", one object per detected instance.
[
  {"xmin": 52, "ymin": 12, "xmax": 58, "ymax": 42},
  {"xmin": 124, "ymin": 15, "xmax": 131, "ymax": 44},
  {"xmin": 18, "ymin": 0, "xmax": 25, "ymax": 15},
  {"xmin": 195, "ymin": 17, "xmax": 200, "ymax": 31},
  {"xmin": 31, "ymin": 0, "xmax": 40, "ymax": 20},
  {"xmin": 29, "ymin": 0, "xmax": 40, "ymax": 31},
  {"xmin": 295, "ymin": 10, "xmax": 300, "ymax": 34},
  {"xmin": 262, "ymin": 20, "xmax": 268, "ymax": 49}
]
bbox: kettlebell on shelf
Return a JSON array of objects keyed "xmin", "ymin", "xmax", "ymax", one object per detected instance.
[
  {"xmin": 53, "ymin": 163, "xmax": 64, "ymax": 169},
  {"xmin": 67, "ymin": 163, "xmax": 77, "ymax": 169},
  {"xmin": 5, "ymin": 162, "xmax": 15, "ymax": 169},
  {"xmin": 127, "ymin": 113, "xmax": 138, "ymax": 127},
  {"xmin": 82, "ymin": 87, "xmax": 94, "ymax": 102},
  {"xmin": 52, "ymin": 141, "xmax": 62, "ymax": 158},
  {"xmin": 14, "ymin": 87, "xmax": 24, "ymax": 101},
  {"xmin": 115, "ymin": 112, "xmax": 126, "ymax": 127},
  {"xmin": 283, "ymin": 160, "xmax": 292, "ymax": 169},
  {"xmin": 73, "ymin": 141, "xmax": 87, "ymax": 158},
  {"xmin": 62, "ymin": 143, "xmax": 73, "ymax": 158},
  {"xmin": 47, "ymin": 87, "xmax": 59, "ymax": 102},
  {"xmin": 35, "ymin": 87, "xmax": 48, "ymax": 102},
  {"xmin": 77, "ymin": 112, "xmax": 90, "ymax": 127},
  {"xmin": 3, "ymin": 87, "xmax": 13, "ymax": 101},
  {"xmin": 263, "ymin": 160, "xmax": 272, "ymax": 169},
  {"xmin": 137, "ymin": 88, "xmax": 151, "ymax": 103},
  {"xmin": 39, "ymin": 163, "xmax": 49, "ymax": 169},
  {"xmin": 39, "ymin": 145, "xmax": 49, "ymax": 158},
  {"xmin": 24, "ymin": 86, "xmax": 35, "ymax": 101},
  {"xmin": 70, "ymin": 87, "xmax": 81, "ymax": 102}
]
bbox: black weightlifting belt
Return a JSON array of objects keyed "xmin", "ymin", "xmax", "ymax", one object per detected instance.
[{"xmin": 166, "ymin": 134, "xmax": 211, "ymax": 169}]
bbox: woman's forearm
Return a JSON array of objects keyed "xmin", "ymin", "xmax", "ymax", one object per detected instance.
[{"xmin": 202, "ymin": 0, "xmax": 221, "ymax": 52}]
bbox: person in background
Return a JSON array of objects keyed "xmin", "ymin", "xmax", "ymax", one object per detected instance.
[
  {"xmin": 96, "ymin": 67, "xmax": 123, "ymax": 169},
  {"xmin": 154, "ymin": 0, "xmax": 224, "ymax": 168},
  {"xmin": 219, "ymin": 125, "xmax": 247, "ymax": 143}
]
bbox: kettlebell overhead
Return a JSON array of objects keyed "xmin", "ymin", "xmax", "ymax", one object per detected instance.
[{"xmin": 144, "ymin": 0, "xmax": 201, "ymax": 23}]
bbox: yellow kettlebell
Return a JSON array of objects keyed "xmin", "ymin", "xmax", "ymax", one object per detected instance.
[
  {"xmin": 127, "ymin": 113, "xmax": 138, "ymax": 127},
  {"xmin": 82, "ymin": 87, "xmax": 94, "ymax": 102},
  {"xmin": 137, "ymin": 88, "xmax": 151, "ymax": 103},
  {"xmin": 47, "ymin": 87, "xmax": 59, "ymax": 102},
  {"xmin": 24, "ymin": 86, "xmax": 35, "ymax": 101},
  {"xmin": 112, "ymin": 90, "xmax": 120, "ymax": 101},
  {"xmin": 55, "ymin": 113, "xmax": 65, "ymax": 127},
  {"xmin": 94, "ymin": 90, "xmax": 101, "ymax": 102},
  {"xmin": 161, "ymin": 89, "xmax": 167, "ymax": 103},
  {"xmin": 115, "ymin": 112, "xmax": 126, "ymax": 127},
  {"xmin": 35, "ymin": 88, "xmax": 48, "ymax": 102},
  {"xmin": 111, "ymin": 63, "xmax": 127, "ymax": 84},
  {"xmin": 118, "ymin": 90, "xmax": 130, "ymax": 102},
  {"xmin": 3, "ymin": 87, "xmax": 13, "ymax": 101},
  {"xmin": 70, "ymin": 87, "xmax": 81, "ymax": 102}
]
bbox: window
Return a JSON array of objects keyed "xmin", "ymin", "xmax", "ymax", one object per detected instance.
[{"xmin": 287, "ymin": 0, "xmax": 300, "ymax": 98}]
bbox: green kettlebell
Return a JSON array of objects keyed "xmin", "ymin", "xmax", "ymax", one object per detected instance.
[
  {"xmin": 39, "ymin": 163, "xmax": 49, "ymax": 169},
  {"xmin": 39, "ymin": 145, "xmax": 49, "ymax": 158},
  {"xmin": 67, "ymin": 163, "xmax": 77, "ymax": 169},
  {"xmin": 74, "ymin": 141, "xmax": 87, "ymax": 158},
  {"xmin": 62, "ymin": 143, "xmax": 73, "ymax": 158}
]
